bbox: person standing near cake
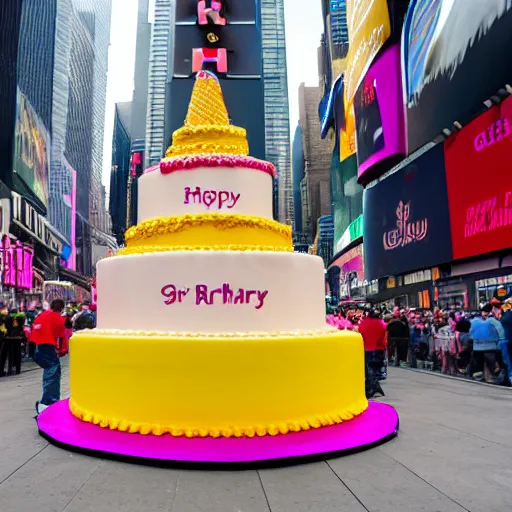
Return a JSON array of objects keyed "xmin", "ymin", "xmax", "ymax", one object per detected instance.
[
  {"xmin": 32, "ymin": 299, "xmax": 67, "ymax": 415},
  {"xmin": 358, "ymin": 309, "xmax": 387, "ymax": 398}
]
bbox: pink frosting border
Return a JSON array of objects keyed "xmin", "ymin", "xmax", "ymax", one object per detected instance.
[{"xmin": 154, "ymin": 155, "xmax": 276, "ymax": 177}]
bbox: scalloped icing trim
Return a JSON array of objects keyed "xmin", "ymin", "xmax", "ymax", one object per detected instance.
[
  {"xmin": 118, "ymin": 244, "xmax": 294, "ymax": 256},
  {"xmin": 72, "ymin": 327, "xmax": 340, "ymax": 339},
  {"xmin": 172, "ymin": 124, "xmax": 247, "ymax": 141},
  {"xmin": 124, "ymin": 214, "xmax": 292, "ymax": 244},
  {"xmin": 166, "ymin": 125, "xmax": 249, "ymax": 158},
  {"xmin": 157, "ymin": 154, "xmax": 276, "ymax": 177},
  {"xmin": 69, "ymin": 397, "xmax": 369, "ymax": 438}
]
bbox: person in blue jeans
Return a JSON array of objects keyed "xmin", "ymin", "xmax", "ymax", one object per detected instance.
[
  {"xmin": 32, "ymin": 299, "xmax": 67, "ymax": 415},
  {"xmin": 500, "ymin": 299, "xmax": 512, "ymax": 384}
]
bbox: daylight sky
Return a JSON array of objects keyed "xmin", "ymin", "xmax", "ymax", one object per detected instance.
[{"xmin": 102, "ymin": 0, "xmax": 324, "ymax": 187}]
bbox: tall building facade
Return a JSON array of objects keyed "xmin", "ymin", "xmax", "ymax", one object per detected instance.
[
  {"xmin": 130, "ymin": 0, "xmax": 151, "ymax": 144},
  {"xmin": 291, "ymin": 122, "xmax": 304, "ymax": 233},
  {"xmin": 260, "ymin": 0, "xmax": 292, "ymax": 224},
  {"xmin": 145, "ymin": 0, "xmax": 173, "ymax": 168},
  {"xmin": 50, "ymin": 0, "xmax": 73, "ymax": 251},
  {"xmin": 109, "ymin": 102, "xmax": 132, "ymax": 245},
  {"xmin": 65, "ymin": 6, "xmax": 96, "ymax": 276},
  {"xmin": 0, "ymin": 0, "xmax": 23, "ymax": 196},
  {"xmin": 298, "ymin": 83, "xmax": 332, "ymax": 240},
  {"xmin": 73, "ymin": 0, "xmax": 112, "ymax": 234}
]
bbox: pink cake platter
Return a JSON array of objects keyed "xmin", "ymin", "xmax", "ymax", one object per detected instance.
[{"xmin": 37, "ymin": 399, "xmax": 398, "ymax": 468}]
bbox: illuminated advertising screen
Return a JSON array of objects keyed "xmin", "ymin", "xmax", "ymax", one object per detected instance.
[
  {"xmin": 364, "ymin": 143, "xmax": 452, "ymax": 280},
  {"xmin": 354, "ymin": 44, "xmax": 406, "ymax": 180},
  {"xmin": 444, "ymin": 95, "xmax": 512, "ymax": 261},
  {"xmin": 403, "ymin": 0, "xmax": 512, "ymax": 154},
  {"xmin": 344, "ymin": 0, "xmax": 391, "ymax": 100},
  {"xmin": 340, "ymin": 88, "xmax": 356, "ymax": 161},
  {"xmin": 13, "ymin": 89, "xmax": 50, "ymax": 207}
]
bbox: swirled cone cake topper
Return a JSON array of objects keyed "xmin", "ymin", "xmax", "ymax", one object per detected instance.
[{"xmin": 165, "ymin": 71, "xmax": 249, "ymax": 158}]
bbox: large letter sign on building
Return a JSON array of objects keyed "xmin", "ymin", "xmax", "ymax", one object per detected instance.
[{"xmin": 193, "ymin": 0, "xmax": 228, "ymax": 73}]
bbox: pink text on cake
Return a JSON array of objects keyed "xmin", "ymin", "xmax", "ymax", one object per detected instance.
[
  {"xmin": 196, "ymin": 283, "xmax": 268, "ymax": 309},
  {"xmin": 184, "ymin": 186, "xmax": 240, "ymax": 209},
  {"xmin": 464, "ymin": 191, "xmax": 512, "ymax": 238},
  {"xmin": 161, "ymin": 283, "xmax": 268, "ymax": 309}
]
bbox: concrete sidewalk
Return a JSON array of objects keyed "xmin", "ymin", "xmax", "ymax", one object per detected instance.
[{"xmin": 0, "ymin": 365, "xmax": 511, "ymax": 512}]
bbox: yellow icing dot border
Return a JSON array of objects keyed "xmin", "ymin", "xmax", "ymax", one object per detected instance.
[
  {"xmin": 125, "ymin": 214, "xmax": 292, "ymax": 244},
  {"xmin": 69, "ymin": 397, "xmax": 369, "ymax": 438},
  {"xmin": 73, "ymin": 327, "xmax": 340, "ymax": 339},
  {"xmin": 118, "ymin": 244, "xmax": 294, "ymax": 256}
]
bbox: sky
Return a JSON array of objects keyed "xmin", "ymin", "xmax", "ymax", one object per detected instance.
[{"xmin": 102, "ymin": 0, "xmax": 324, "ymax": 187}]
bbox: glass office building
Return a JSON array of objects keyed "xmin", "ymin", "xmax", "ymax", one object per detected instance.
[
  {"xmin": 260, "ymin": 0, "xmax": 292, "ymax": 224},
  {"xmin": 72, "ymin": 0, "xmax": 112, "ymax": 233}
]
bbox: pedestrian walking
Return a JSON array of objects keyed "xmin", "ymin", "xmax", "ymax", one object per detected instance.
[
  {"xmin": 359, "ymin": 309, "xmax": 387, "ymax": 398},
  {"xmin": 32, "ymin": 299, "xmax": 67, "ymax": 415}
]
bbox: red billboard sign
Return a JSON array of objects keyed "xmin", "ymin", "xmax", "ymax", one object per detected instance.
[{"xmin": 444, "ymin": 96, "xmax": 512, "ymax": 261}]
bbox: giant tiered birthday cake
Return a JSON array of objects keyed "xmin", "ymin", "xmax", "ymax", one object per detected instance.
[{"xmin": 37, "ymin": 72, "xmax": 398, "ymax": 465}]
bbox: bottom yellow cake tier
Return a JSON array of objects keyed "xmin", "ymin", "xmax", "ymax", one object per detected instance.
[{"xmin": 69, "ymin": 329, "xmax": 368, "ymax": 438}]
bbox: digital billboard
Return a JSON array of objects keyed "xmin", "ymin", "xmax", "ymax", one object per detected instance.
[
  {"xmin": 344, "ymin": 0, "xmax": 391, "ymax": 100},
  {"xmin": 13, "ymin": 89, "xmax": 50, "ymax": 207},
  {"xmin": 364, "ymin": 143, "xmax": 452, "ymax": 280},
  {"xmin": 354, "ymin": 44, "xmax": 406, "ymax": 181},
  {"xmin": 444, "ymin": 95, "xmax": 512, "ymax": 261},
  {"xmin": 403, "ymin": 0, "xmax": 512, "ymax": 154}
]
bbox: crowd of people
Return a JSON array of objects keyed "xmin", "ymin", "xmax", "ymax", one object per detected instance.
[
  {"xmin": 327, "ymin": 299, "xmax": 512, "ymax": 397},
  {"xmin": 0, "ymin": 300, "xmax": 96, "ymax": 378}
]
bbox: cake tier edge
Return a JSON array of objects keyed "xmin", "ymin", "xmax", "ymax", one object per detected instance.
[
  {"xmin": 69, "ymin": 329, "xmax": 367, "ymax": 438},
  {"xmin": 138, "ymin": 165, "xmax": 274, "ymax": 223},
  {"xmin": 96, "ymin": 250, "xmax": 326, "ymax": 333},
  {"xmin": 124, "ymin": 213, "xmax": 292, "ymax": 251}
]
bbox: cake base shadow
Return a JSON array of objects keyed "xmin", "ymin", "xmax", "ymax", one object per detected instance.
[{"xmin": 37, "ymin": 399, "xmax": 399, "ymax": 469}]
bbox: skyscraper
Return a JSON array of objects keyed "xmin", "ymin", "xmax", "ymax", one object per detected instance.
[
  {"xmin": 72, "ymin": 0, "xmax": 112, "ymax": 233},
  {"xmin": 130, "ymin": 0, "xmax": 151, "ymax": 144},
  {"xmin": 298, "ymin": 83, "xmax": 332, "ymax": 240},
  {"xmin": 260, "ymin": 0, "xmax": 292, "ymax": 225},
  {"xmin": 292, "ymin": 122, "xmax": 304, "ymax": 233}
]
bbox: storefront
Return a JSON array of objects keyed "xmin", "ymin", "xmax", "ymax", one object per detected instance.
[
  {"xmin": 363, "ymin": 143, "xmax": 452, "ymax": 305},
  {"xmin": 0, "ymin": 234, "xmax": 43, "ymax": 309}
]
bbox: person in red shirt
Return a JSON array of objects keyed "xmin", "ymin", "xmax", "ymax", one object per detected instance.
[
  {"xmin": 359, "ymin": 309, "xmax": 387, "ymax": 399},
  {"xmin": 32, "ymin": 299, "xmax": 66, "ymax": 415}
]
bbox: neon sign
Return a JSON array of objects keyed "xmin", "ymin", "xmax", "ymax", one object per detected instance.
[
  {"xmin": 383, "ymin": 201, "xmax": 428, "ymax": 250},
  {"xmin": 2, "ymin": 235, "xmax": 34, "ymax": 289},
  {"xmin": 464, "ymin": 191, "xmax": 512, "ymax": 238},
  {"xmin": 474, "ymin": 118, "xmax": 510, "ymax": 152}
]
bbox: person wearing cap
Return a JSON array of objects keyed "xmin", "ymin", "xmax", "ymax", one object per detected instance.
[{"xmin": 469, "ymin": 304, "xmax": 505, "ymax": 383}]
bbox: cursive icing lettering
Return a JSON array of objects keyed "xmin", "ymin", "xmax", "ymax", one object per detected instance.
[{"xmin": 183, "ymin": 186, "xmax": 240, "ymax": 210}]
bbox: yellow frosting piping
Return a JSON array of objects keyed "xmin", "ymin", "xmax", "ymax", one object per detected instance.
[
  {"xmin": 72, "ymin": 328, "xmax": 340, "ymax": 339},
  {"xmin": 118, "ymin": 244, "xmax": 294, "ymax": 256},
  {"xmin": 69, "ymin": 397, "xmax": 369, "ymax": 438},
  {"xmin": 125, "ymin": 214, "xmax": 292, "ymax": 244}
]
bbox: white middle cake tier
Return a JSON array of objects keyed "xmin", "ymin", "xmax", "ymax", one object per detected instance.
[
  {"xmin": 138, "ymin": 166, "xmax": 273, "ymax": 222},
  {"xmin": 96, "ymin": 251, "xmax": 328, "ymax": 333}
]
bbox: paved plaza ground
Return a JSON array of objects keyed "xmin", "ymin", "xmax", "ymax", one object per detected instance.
[{"xmin": 1, "ymin": 363, "xmax": 511, "ymax": 512}]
